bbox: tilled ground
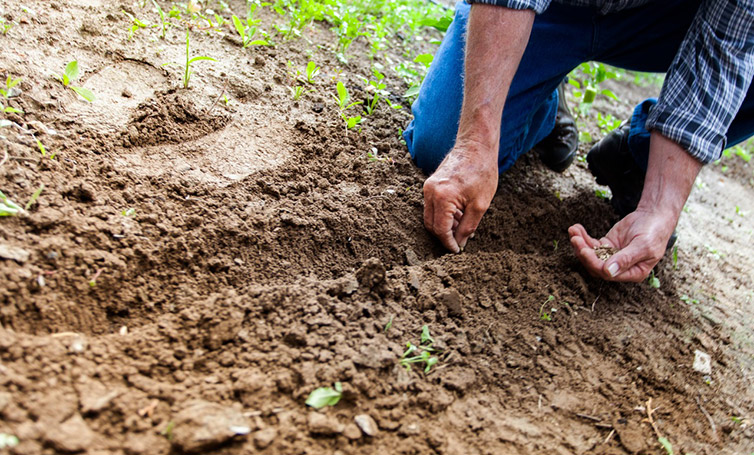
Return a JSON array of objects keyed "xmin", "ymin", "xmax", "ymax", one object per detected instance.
[{"xmin": 1, "ymin": 1, "xmax": 753, "ymax": 454}]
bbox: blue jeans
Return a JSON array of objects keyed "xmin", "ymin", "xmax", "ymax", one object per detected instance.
[{"xmin": 404, "ymin": 0, "xmax": 754, "ymax": 174}]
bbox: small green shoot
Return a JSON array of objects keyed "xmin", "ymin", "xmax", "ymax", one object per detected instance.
[
  {"xmin": 88, "ymin": 269, "xmax": 102, "ymax": 287},
  {"xmin": 305, "ymin": 61, "xmax": 320, "ymax": 84},
  {"xmin": 0, "ymin": 191, "xmax": 22, "ymax": 216},
  {"xmin": 0, "ymin": 434, "xmax": 19, "ymax": 449},
  {"xmin": 122, "ymin": 10, "xmax": 150, "ymax": 39},
  {"xmin": 183, "ymin": 31, "xmax": 216, "ymax": 89},
  {"xmin": 539, "ymin": 295, "xmax": 555, "ymax": 321},
  {"xmin": 161, "ymin": 421, "xmax": 175, "ymax": 441},
  {"xmin": 672, "ymin": 245, "xmax": 678, "ymax": 269},
  {"xmin": 54, "ymin": 61, "xmax": 95, "ymax": 102},
  {"xmin": 595, "ymin": 188, "xmax": 610, "ymax": 199},
  {"xmin": 122, "ymin": 208, "xmax": 136, "ymax": 217},
  {"xmin": 680, "ymin": 294, "xmax": 699, "ymax": 305},
  {"xmin": 553, "ymin": 239, "xmax": 559, "ymax": 251},
  {"xmin": 0, "ymin": 17, "xmax": 15, "ymax": 35},
  {"xmin": 400, "ymin": 325, "xmax": 440, "ymax": 373},
  {"xmin": 36, "ymin": 139, "xmax": 55, "ymax": 159},
  {"xmin": 24, "ymin": 184, "xmax": 43, "ymax": 211},
  {"xmin": 384, "ymin": 315, "xmax": 393, "ymax": 333},
  {"xmin": 151, "ymin": 0, "xmax": 172, "ymax": 39},
  {"xmin": 658, "ymin": 437, "xmax": 674, "ymax": 455},
  {"xmin": 1, "ymin": 76, "xmax": 21, "ymax": 99},
  {"xmin": 305, "ymin": 382, "xmax": 342, "ymax": 409},
  {"xmin": 333, "ymin": 81, "xmax": 362, "ymax": 131},
  {"xmin": 648, "ymin": 270, "xmax": 660, "ymax": 289},
  {"xmin": 231, "ymin": 5, "xmax": 268, "ymax": 47}
]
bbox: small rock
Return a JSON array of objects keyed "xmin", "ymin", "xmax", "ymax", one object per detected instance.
[
  {"xmin": 405, "ymin": 249, "xmax": 420, "ymax": 266},
  {"xmin": 693, "ymin": 350, "xmax": 712, "ymax": 374},
  {"xmin": 121, "ymin": 88, "xmax": 133, "ymax": 98},
  {"xmin": 398, "ymin": 422, "xmax": 421, "ymax": 437},
  {"xmin": 43, "ymin": 414, "xmax": 95, "ymax": 453},
  {"xmin": 0, "ymin": 244, "xmax": 30, "ymax": 263},
  {"xmin": 170, "ymin": 401, "xmax": 250, "ymax": 454},
  {"xmin": 356, "ymin": 257, "xmax": 386, "ymax": 288},
  {"xmin": 436, "ymin": 289, "xmax": 464, "ymax": 318},
  {"xmin": 354, "ymin": 414, "xmax": 379, "ymax": 437},
  {"xmin": 407, "ymin": 269, "xmax": 421, "ymax": 290},
  {"xmin": 343, "ymin": 423, "xmax": 361, "ymax": 440},
  {"xmin": 307, "ymin": 412, "xmax": 343, "ymax": 435},
  {"xmin": 253, "ymin": 427, "xmax": 277, "ymax": 449}
]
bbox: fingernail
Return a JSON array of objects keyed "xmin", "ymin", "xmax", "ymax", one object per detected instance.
[{"xmin": 607, "ymin": 263, "xmax": 619, "ymax": 277}]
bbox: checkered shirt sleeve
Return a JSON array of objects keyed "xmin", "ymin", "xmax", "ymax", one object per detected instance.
[
  {"xmin": 465, "ymin": 0, "xmax": 551, "ymax": 14},
  {"xmin": 646, "ymin": 0, "xmax": 754, "ymax": 163}
]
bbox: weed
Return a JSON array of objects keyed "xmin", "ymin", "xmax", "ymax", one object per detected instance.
[
  {"xmin": 54, "ymin": 61, "xmax": 95, "ymax": 102},
  {"xmin": 334, "ymin": 81, "xmax": 362, "ymax": 131},
  {"xmin": 539, "ymin": 295, "xmax": 555, "ymax": 321},
  {"xmin": 24, "ymin": 184, "xmax": 43, "ymax": 210},
  {"xmin": 232, "ymin": 4, "xmax": 269, "ymax": 47},
  {"xmin": 568, "ymin": 62, "xmax": 620, "ymax": 116},
  {"xmin": 658, "ymin": 437, "xmax": 674, "ymax": 455},
  {"xmin": 1, "ymin": 76, "xmax": 21, "ymax": 99},
  {"xmin": 123, "ymin": 10, "xmax": 150, "ymax": 39},
  {"xmin": 305, "ymin": 61, "xmax": 320, "ymax": 84},
  {"xmin": 305, "ymin": 382, "xmax": 342, "ymax": 409},
  {"xmin": 151, "ymin": 0, "xmax": 172, "ymax": 39},
  {"xmin": 597, "ymin": 112, "xmax": 622, "ymax": 135},
  {"xmin": 0, "ymin": 191, "xmax": 22, "ymax": 216},
  {"xmin": 648, "ymin": 270, "xmax": 660, "ymax": 289},
  {"xmin": 736, "ymin": 205, "xmax": 746, "ymax": 217},
  {"xmin": 384, "ymin": 315, "xmax": 393, "ymax": 332},
  {"xmin": 400, "ymin": 325, "xmax": 440, "ymax": 373},
  {"xmin": 183, "ymin": 31, "xmax": 216, "ymax": 89},
  {"xmin": 363, "ymin": 67, "xmax": 402, "ymax": 115},
  {"xmin": 595, "ymin": 188, "xmax": 610, "ymax": 199},
  {"xmin": 680, "ymin": 294, "xmax": 699, "ymax": 305},
  {"xmin": 0, "ymin": 17, "xmax": 15, "ymax": 35},
  {"xmin": 552, "ymin": 239, "xmax": 559, "ymax": 251},
  {"xmin": 290, "ymin": 85, "xmax": 308, "ymax": 100}
]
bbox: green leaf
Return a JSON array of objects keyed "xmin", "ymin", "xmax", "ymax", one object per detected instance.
[
  {"xmin": 248, "ymin": 39, "xmax": 269, "ymax": 46},
  {"xmin": 336, "ymin": 81, "xmax": 348, "ymax": 107},
  {"xmin": 600, "ymin": 89, "xmax": 619, "ymax": 101},
  {"xmin": 3, "ymin": 106, "xmax": 22, "ymax": 114},
  {"xmin": 420, "ymin": 325, "xmax": 434, "ymax": 345},
  {"xmin": 71, "ymin": 86, "xmax": 95, "ymax": 102},
  {"xmin": 567, "ymin": 78, "xmax": 581, "ymax": 89},
  {"xmin": 658, "ymin": 437, "xmax": 674, "ymax": 455},
  {"xmin": 413, "ymin": 53, "xmax": 433, "ymax": 67},
  {"xmin": 305, "ymin": 383, "xmax": 343, "ymax": 409},
  {"xmin": 24, "ymin": 184, "xmax": 43, "ymax": 210},
  {"xmin": 232, "ymin": 15, "xmax": 245, "ymax": 40},
  {"xmin": 7, "ymin": 76, "xmax": 20, "ymax": 89},
  {"xmin": 188, "ymin": 56, "xmax": 216, "ymax": 64},
  {"xmin": 64, "ymin": 61, "xmax": 79, "ymax": 83},
  {"xmin": 346, "ymin": 115, "xmax": 361, "ymax": 129},
  {"xmin": 403, "ymin": 85, "xmax": 420, "ymax": 98}
]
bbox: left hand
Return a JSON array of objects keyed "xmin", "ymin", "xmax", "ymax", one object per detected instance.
[{"xmin": 568, "ymin": 207, "xmax": 675, "ymax": 282}]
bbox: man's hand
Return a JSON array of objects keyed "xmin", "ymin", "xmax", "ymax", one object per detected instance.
[
  {"xmin": 570, "ymin": 131, "xmax": 702, "ymax": 281},
  {"xmin": 422, "ymin": 5, "xmax": 534, "ymax": 252},
  {"xmin": 423, "ymin": 141, "xmax": 498, "ymax": 253},
  {"xmin": 569, "ymin": 208, "xmax": 675, "ymax": 281}
]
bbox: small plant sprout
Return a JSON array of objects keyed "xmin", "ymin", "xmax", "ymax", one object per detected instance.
[
  {"xmin": 0, "ymin": 17, "xmax": 16, "ymax": 35},
  {"xmin": 384, "ymin": 315, "xmax": 393, "ymax": 333},
  {"xmin": 231, "ymin": 5, "xmax": 268, "ymax": 48},
  {"xmin": 363, "ymin": 68, "xmax": 402, "ymax": 115},
  {"xmin": 305, "ymin": 382, "xmax": 343, "ymax": 409},
  {"xmin": 183, "ymin": 31, "xmax": 216, "ymax": 89},
  {"xmin": 122, "ymin": 208, "xmax": 136, "ymax": 217},
  {"xmin": 0, "ymin": 434, "xmax": 19, "ymax": 449},
  {"xmin": 400, "ymin": 325, "xmax": 440, "ymax": 373},
  {"xmin": 657, "ymin": 437, "xmax": 674, "ymax": 455},
  {"xmin": 333, "ymin": 81, "xmax": 362, "ymax": 131},
  {"xmin": 25, "ymin": 184, "xmax": 43, "ymax": 210},
  {"xmin": 648, "ymin": 270, "xmax": 660, "ymax": 289},
  {"xmin": 1, "ymin": 76, "xmax": 21, "ymax": 99},
  {"xmin": 539, "ymin": 295, "xmax": 555, "ymax": 321},
  {"xmin": 122, "ymin": 10, "xmax": 150, "ymax": 40},
  {"xmin": 55, "ymin": 61, "xmax": 95, "ymax": 102},
  {"xmin": 553, "ymin": 239, "xmax": 559, "ymax": 251},
  {"xmin": 595, "ymin": 188, "xmax": 610, "ymax": 199},
  {"xmin": 161, "ymin": 421, "xmax": 176, "ymax": 441},
  {"xmin": 36, "ymin": 139, "xmax": 55, "ymax": 159},
  {"xmin": 151, "ymin": 0, "xmax": 172, "ymax": 39},
  {"xmin": 0, "ymin": 190, "xmax": 22, "ymax": 216},
  {"xmin": 88, "ymin": 268, "xmax": 103, "ymax": 287},
  {"xmin": 305, "ymin": 61, "xmax": 320, "ymax": 84}
]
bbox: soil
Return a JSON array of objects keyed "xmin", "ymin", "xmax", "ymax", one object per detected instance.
[{"xmin": 1, "ymin": 2, "xmax": 753, "ymax": 455}]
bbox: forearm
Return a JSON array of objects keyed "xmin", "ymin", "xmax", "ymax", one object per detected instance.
[
  {"xmin": 456, "ymin": 5, "xmax": 534, "ymax": 155},
  {"xmin": 638, "ymin": 132, "xmax": 703, "ymax": 224}
]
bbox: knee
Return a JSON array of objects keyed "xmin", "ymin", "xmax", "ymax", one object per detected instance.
[{"xmin": 404, "ymin": 115, "xmax": 455, "ymax": 175}]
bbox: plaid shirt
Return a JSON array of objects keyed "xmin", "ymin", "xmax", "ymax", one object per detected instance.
[{"xmin": 467, "ymin": 0, "xmax": 754, "ymax": 163}]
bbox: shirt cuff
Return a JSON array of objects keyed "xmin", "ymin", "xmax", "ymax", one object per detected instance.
[
  {"xmin": 645, "ymin": 104, "xmax": 725, "ymax": 164},
  {"xmin": 465, "ymin": 0, "xmax": 550, "ymax": 14}
]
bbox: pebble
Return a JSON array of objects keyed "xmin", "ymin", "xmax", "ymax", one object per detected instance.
[
  {"xmin": 693, "ymin": 350, "xmax": 712, "ymax": 374},
  {"xmin": 343, "ymin": 423, "xmax": 362, "ymax": 440},
  {"xmin": 253, "ymin": 427, "xmax": 277, "ymax": 449},
  {"xmin": 0, "ymin": 244, "xmax": 30, "ymax": 263},
  {"xmin": 354, "ymin": 414, "xmax": 379, "ymax": 437},
  {"xmin": 43, "ymin": 414, "xmax": 95, "ymax": 453},
  {"xmin": 170, "ymin": 401, "xmax": 250, "ymax": 454},
  {"xmin": 307, "ymin": 412, "xmax": 343, "ymax": 435},
  {"xmin": 405, "ymin": 249, "xmax": 420, "ymax": 266}
]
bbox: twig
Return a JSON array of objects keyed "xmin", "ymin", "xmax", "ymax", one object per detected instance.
[
  {"xmin": 591, "ymin": 284, "xmax": 603, "ymax": 312},
  {"xmin": 604, "ymin": 428, "xmax": 615, "ymax": 444},
  {"xmin": 643, "ymin": 398, "xmax": 663, "ymax": 439},
  {"xmin": 204, "ymin": 77, "xmax": 229, "ymax": 116},
  {"xmin": 576, "ymin": 413, "xmax": 603, "ymax": 422},
  {"xmin": 695, "ymin": 396, "xmax": 718, "ymax": 441}
]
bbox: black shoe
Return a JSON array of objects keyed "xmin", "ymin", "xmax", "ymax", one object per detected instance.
[
  {"xmin": 587, "ymin": 125, "xmax": 677, "ymax": 250},
  {"xmin": 535, "ymin": 82, "xmax": 578, "ymax": 173}
]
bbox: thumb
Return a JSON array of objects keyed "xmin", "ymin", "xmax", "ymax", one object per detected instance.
[{"xmin": 603, "ymin": 241, "xmax": 650, "ymax": 282}]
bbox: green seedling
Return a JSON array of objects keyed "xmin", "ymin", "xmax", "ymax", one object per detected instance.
[
  {"xmin": 54, "ymin": 61, "xmax": 95, "ymax": 102},
  {"xmin": 36, "ymin": 139, "xmax": 55, "ymax": 159},
  {"xmin": 0, "ymin": 18, "xmax": 16, "ymax": 35},
  {"xmin": 305, "ymin": 382, "xmax": 342, "ymax": 409},
  {"xmin": 151, "ymin": 0, "xmax": 172, "ymax": 39},
  {"xmin": 183, "ymin": 31, "xmax": 216, "ymax": 89},
  {"xmin": 680, "ymin": 294, "xmax": 699, "ymax": 305},
  {"xmin": 88, "ymin": 269, "xmax": 102, "ymax": 287},
  {"xmin": 400, "ymin": 325, "xmax": 440, "ymax": 373},
  {"xmin": 161, "ymin": 421, "xmax": 175, "ymax": 440},
  {"xmin": 384, "ymin": 315, "xmax": 393, "ymax": 333},
  {"xmin": 413, "ymin": 53, "xmax": 433, "ymax": 69},
  {"xmin": 658, "ymin": 437, "xmax": 674, "ymax": 455},
  {"xmin": 122, "ymin": 10, "xmax": 150, "ymax": 39},
  {"xmin": 595, "ymin": 188, "xmax": 610, "ymax": 199},
  {"xmin": 333, "ymin": 81, "xmax": 362, "ymax": 131},
  {"xmin": 305, "ymin": 61, "xmax": 320, "ymax": 84},
  {"xmin": 1, "ymin": 76, "xmax": 21, "ymax": 99},
  {"xmin": 363, "ymin": 68, "xmax": 402, "ymax": 115},
  {"xmin": 0, "ymin": 190, "xmax": 22, "ymax": 216},
  {"xmin": 0, "ymin": 434, "xmax": 19, "ymax": 449},
  {"xmin": 736, "ymin": 205, "xmax": 746, "ymax": 217},
  {"xmin": 24, "ymin": 184, "xmax": 43, "ymax": 211},
  {"xmin": 648, "ymin": 270, "xmax": 660, "ymax": 289},
  {"xmin": 568, "ymin": 62, "xmax": 620, "ymax": 116},
  {"xmin": 122, "ymin": 208, "xmax": 136, "ymax": 217},
  {"xmin": 232, "ymin": 4, "xmax": 268, "ymax": 47},
  {"xmin": 539, "ymin": 295, "xmax": 555, "ymax": 321},
  {"xmin": 672, "ymin": 245, "xmax": 678, "ymax": 269},
  {"xmin": 553, "ymin": 239, "xmax": 559, "ymax": 251},
  {"xmin": 597, "ymin": 112, "xmax": 622, "ymax": 135}
]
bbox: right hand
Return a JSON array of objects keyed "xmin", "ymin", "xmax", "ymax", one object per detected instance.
[{"xmin": 422, "ymin": 140, "xmax": 499, "ymax": 253}]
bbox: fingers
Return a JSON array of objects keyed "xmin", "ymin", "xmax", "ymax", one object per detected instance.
[
  {"xmin": 431, "ymin": 199, "xmax": 461, "ymax": 253},
  {"xmin": 454, "ymin": 202, "xmax": 487, "ymax": 250},
  {"xmin": 603, "ymin": 241, "xmax": 657, "ymax": 282}
]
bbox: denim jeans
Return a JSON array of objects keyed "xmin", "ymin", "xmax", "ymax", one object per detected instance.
[{"xmin": 404, "ymin": 0, "xmax": 754, "ymax": 175}]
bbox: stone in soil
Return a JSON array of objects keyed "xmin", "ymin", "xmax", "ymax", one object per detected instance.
[
  {"xmin": 307, "ymin": 412, "xmax": 344, "ymax": 435},
  {"xmin": 43, "ymin": 414, "xmax": 95, "ymax": 453},
  {"xmin": 354, "ymin": 414, "xmax": 379, "ymax": 437},
  {"xmin": 253, "ymin": 427, "xmax": 277, "ymax": 449},
  {"xmin": 170, "ymin": 401, "xmax": 250, "ymax": 454}
]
